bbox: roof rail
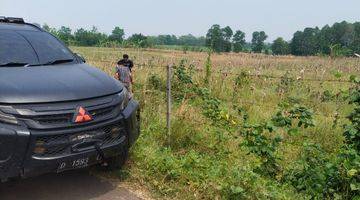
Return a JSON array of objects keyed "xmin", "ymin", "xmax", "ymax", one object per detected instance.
[
  {"xmin": 0, "ymin": 16, "xmax": 25, "ymax": 23},
  {"xmin": 0, "ymin": 16, "xmax": 43, "ymax": 31}
]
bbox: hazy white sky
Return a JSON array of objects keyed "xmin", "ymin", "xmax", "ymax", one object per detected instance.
[{"xmin": 1, "ymin": 0, "xmax": 359, "ymax": 41}]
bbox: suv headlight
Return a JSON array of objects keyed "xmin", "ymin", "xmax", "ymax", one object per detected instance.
[
  {"xmin": 118, "ymin": 88, "xmax": 131, "ymax": 110},
  {"xmin": 0, "ymin": 110, "xmax": 18, "ymax": 125}
]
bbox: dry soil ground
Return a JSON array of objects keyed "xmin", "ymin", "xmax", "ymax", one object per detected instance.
[{"xmin": 0, "ymin": 170, "xmax": 144, "ymax": 200}]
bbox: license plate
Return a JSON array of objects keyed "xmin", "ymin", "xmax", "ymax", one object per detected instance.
[{"xmin": 57, "ymin": 157, "xmax": 92, "ymax": 172}]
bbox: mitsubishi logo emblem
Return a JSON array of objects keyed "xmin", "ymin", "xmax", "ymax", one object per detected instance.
[{"xmin": 73, "ymin": 106, "xmax": 93, "ymax": 123}]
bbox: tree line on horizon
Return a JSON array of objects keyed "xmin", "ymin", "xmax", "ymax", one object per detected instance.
[
  {"xmin": 206, "ymin": 21, "xmax": 360, "ymax": 57},
  {"xmin": 42, "ymin": 24, "xmax": 205, "ymax": 49},
  {"xmin": 43, "ymin": 20, "xmax": 360, "ymax": 57}
]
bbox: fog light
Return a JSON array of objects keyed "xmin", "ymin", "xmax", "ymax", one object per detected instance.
[
  {"xmin": 33, "ymin": 146, "xmax": 46, "ymax": 154},
  {"xmin": 110, "ymin": 127, "xmax": 121, "ymax": 138}
]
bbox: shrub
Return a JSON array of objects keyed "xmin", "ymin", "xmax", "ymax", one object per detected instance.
[
  {"xmin": 171, "ymin": 59, "xmax": 194, "ymax": 101},
  {"xmin": 285, "ymin": 76, "xmax": 360, "ymax": 199},
  {"xmin": 148, "ymin": 74, "xmax": 165, "ymax": 91},
  {"xmin": 241, "ymin": 103, "xmax": 315, "ymax": 177},
  {"xmin": 284, "ymin": 143, "xmax": 341, "ymax": 199}
]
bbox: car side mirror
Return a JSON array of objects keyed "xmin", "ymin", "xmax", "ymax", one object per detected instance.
[{"xmin": 75, "ymin": 53, "xmax": 86, "ymax": 63}]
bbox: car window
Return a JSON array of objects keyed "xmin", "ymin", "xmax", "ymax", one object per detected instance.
[
  {"xmin": 18, "ymin": 31, "xmax": 74, "ymax": 64},
  {"xmin": 0, "ymin": 30, "xmax": 39, "ymax": 65}
]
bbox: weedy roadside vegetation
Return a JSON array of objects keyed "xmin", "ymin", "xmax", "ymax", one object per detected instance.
[{"xmin": 73, "ymin": 46, "xmax": 359, "ymax": 199}]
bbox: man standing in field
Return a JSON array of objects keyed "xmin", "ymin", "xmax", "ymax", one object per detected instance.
[
  {"xmin": 117, "ymin": 54, "xmax": 134, "ymax": 72},
  {"xmin": 115, "ymin": 60, "xmax": 133, "ymax": 94}
]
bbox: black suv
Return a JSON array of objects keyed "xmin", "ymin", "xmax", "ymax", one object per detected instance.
[{"xmin": 0, "ymin": 17, "xmax": 140, "ymax": 181}]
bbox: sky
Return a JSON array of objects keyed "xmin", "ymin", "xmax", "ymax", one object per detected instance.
[{"xmin": 1, "ymin": 0, "xmax": 359, "ymax": 41}]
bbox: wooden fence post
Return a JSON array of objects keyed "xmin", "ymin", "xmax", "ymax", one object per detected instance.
[{"xmin": 166, "ymin": 64, "xmax": 172, "ymax": 146}]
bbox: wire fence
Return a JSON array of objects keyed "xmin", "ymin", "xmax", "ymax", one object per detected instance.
[
  {"xmin": 85, "ymin": 58, "xmax": 356, "ymax": 139},
  {"xmin": 90, "ymin": 60, "xmax": 355, "ymax": 83},
  {"xmin": 88, "ymin": 59, "xmax": 354, "ymax": 124},
  {"xmin": 233, "ymin": 100, "xmax": 348, "ymax": 119}
]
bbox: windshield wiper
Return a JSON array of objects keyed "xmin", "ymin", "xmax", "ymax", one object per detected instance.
[
  {"xmin": 0, "ymin": 62, "xmax": 29, "ymax": 67},
  {"xmin": 41, "ymin": 59, "xmax": 74, "ymax": 66}
]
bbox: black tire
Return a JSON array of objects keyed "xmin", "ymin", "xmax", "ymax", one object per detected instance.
[{"xmin": 101, "ymin": 146, "xmax": 129, "ymax": 171}]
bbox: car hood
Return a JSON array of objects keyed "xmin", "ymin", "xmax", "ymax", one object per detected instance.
[{"xmin": 0, "ymin": 64, "xmax": 123, "ymax": 104}]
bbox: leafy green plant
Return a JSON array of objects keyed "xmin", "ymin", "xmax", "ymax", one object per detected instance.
[
  {"xmin": 241, "ymin": 122, "xmax": 282, "ymax": 177},
  {"xmin": 285, "ymin": 77, "xmax": 359, "ymax": 199},
  {"xmin": 148, "ymin": 74, "xmax": 165, "ymax": 91},
  {"xmin": 284, "ymin": 143, "xmax": 341, "ymax": 199},
  {"xmin": 241, "ymin": 103, "xmax": 315, "ymax": 177},
  {"xmin": 343, "ymin": 75, "xmax": 360, "ymax": 152},
  {"xmin": 271, "ymin": 104, "xmax": 315, "ymax": 135},
  {"xmin": 340, "ymin": 77, "xmax": 360, "ymax": 198},
  {"xmin": 172, "ymin": 59, "xmax": 194, "ymax": 101},
  {"xmin": 194, "ymin": 87, "xmax": 237, "ymax": 129}
]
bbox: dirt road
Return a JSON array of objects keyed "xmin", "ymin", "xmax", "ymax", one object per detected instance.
[{"xmin": 0, "ymin": 170, "xmax": 142, "ymax": 200}]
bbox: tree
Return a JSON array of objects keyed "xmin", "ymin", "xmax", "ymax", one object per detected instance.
[
  {"xmin": 37, "ymin": 20, "xmax": 360, "ymax": 56},
  {"xmin": 128, "ymin": 33, "xmax": 150, "ymax": 48},
  {"xmin": 74, "ymin": 26, "xmax": 107, "ymax": 46},
  {"xmin": 290, "ymin": 21, "xmax": 360, "ymax": 56},
  {"xmin": 178, "ymin": 34, "xmax": 205, "ymax": 46},
  {"xmin": 57, "ymin": 26, "xmax": 73, "ymax": 45},
  {"xmin": 233, "ymin": 30, "xmax": 246, "ymax": 53},
  {"xmin": 318, "ymin": 25, "xmax": 334, "ymax": 54},
  {"xmin": 109, "ymin": 27, "xmax": 125, "ymax": 43},
  {"xmin": 290, "ymin": 31, "xmax": 303, "ymax": 56},
  {"xmin": 206, "ymin": 24, "xmax": 224, "ymax": 52},
  {"xmin": 42, "ymin": 24, "xmax": 57, "ymax": 36},
  {"xmin": 251, "ymin": 31, "xmax": 268, "ymax": 53},
  {"xmin": 332, "ymin": 21, "xmax": 355, "ymax": 47},
  {"xmin": 271, "ymin": 37, "xmax": 290, "ymax": 55},
  {"xmin": 351, "ymin": 22, "xmax": 360, "ymax": 53},
  {"xmin": 222, "ymin": 26, "xmax": 233, "ymax": 52},
  {"xmin": 205, "ymin": 25, "xmax": 234, "ymax": 52},
  {"xmin": 290, "ymin": 27, "xmax": 320, "ymax": 56},
  {"xmin": 155, "ymin": 35, "xmax": 178, "ymax": 45},
  {"xmin": 303, "ymin": 27, "xmax": 321, "ymax": 55}
]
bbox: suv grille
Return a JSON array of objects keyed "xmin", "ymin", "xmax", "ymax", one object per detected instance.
[
  {"xmin": 8, "ymin": 94, "xmax": 123, "ymax": 129},
  {"xmin": 32, "ymin": 106, "xmax": 116, "ymax": 126},
  {"xmin": 33, "ymin": 123, "xmax": 125, "ymax": 158}
]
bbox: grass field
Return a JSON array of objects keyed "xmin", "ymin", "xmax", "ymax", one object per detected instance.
[{"xmin": 72, "ymin": 46, "xmax": 359, "ymax": 199}]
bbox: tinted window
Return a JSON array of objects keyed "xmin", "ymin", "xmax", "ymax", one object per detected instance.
[
  {"xmin": 0, "ymin": 30, "xmax": 74, "ymax": 65},
  {"xmin": 0, "ymin": 30, "xmax": 38, "ymax": 65},
  {"xmin": 18, "ymin": 31, "xmax": 74, "ymax": 64}
]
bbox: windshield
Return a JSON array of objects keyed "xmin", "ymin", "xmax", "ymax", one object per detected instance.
[{"xmin": 0, "ymin": 30, "xmax": 75, "ymax": 66}]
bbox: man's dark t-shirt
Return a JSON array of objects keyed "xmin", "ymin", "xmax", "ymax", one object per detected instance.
[{"xmin": 117, "ymin": 59, "xmax": 134, "ymax": 71}]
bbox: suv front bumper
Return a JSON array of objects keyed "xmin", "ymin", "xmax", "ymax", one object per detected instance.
[{"xmin": 0, "ymin": 99, "xmax": 140, "ymax": 181}]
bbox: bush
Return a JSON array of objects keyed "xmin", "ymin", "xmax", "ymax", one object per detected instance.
[
  {"xmin": 285, "ymin": 77, "xmax": 360, "ymax": 199},
  {"xmin": 284, "ymin": 143, "xmax": 341, "ymax": 198},
  {"xmin": 148, "ymin": 74, "xmax": 165, "ymax": 91}
]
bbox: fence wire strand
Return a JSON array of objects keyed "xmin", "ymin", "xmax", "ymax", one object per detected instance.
[{"xmin": 91, "ymin": 60, "xmax": 355, "ymax": 84}]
